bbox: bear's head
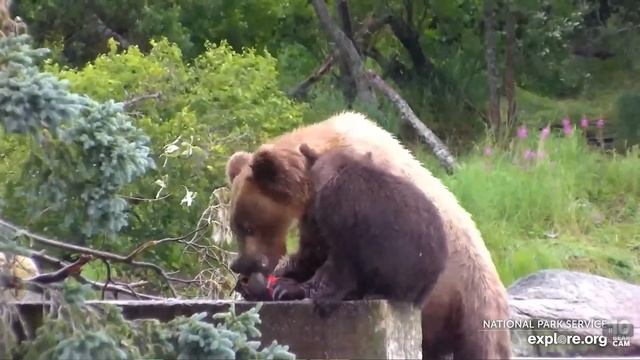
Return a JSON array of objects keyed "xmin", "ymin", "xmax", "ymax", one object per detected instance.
[{"xmin": 225, "ymin": 145, "xmax": 312, "ymax": 276}]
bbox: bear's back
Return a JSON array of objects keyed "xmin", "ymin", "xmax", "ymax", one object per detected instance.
[{"xmin": 310, "ymin": 152, "xmax": 448, "ymax": 305}]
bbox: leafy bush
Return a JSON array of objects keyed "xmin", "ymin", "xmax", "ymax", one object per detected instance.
[
  {"xmin": 614, "ymin": 91, "xmax": 640, "ymax": 149},
  {"xmin": 2, "ymin": 280, "xmax": 295, "ymax": 360},
  {"xmin": 0, "ymin": 35, "xmax": 306, "ymax": 294}
]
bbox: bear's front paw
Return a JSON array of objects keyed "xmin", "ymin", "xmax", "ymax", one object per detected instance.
[
  {"xmin": 234, "ymin": 273, "xmax": 273, "ymax": 301},
  {"xmin": 272, "ymin": 278, "xmax": 307, "ymax": 301}
]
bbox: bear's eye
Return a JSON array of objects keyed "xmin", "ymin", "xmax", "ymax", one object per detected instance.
[{"xmin": 235, "ymin": 221, "xmax": 254, "ymax": 237}]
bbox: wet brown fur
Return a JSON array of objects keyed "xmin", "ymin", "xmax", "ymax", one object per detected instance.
[
  {"xmin": 272, "ymin": 145, "xmax": 448, "ymax": 313},
  {"xmin": 226, "ymin": 112, "xmax": 512, "ymax": 359}
]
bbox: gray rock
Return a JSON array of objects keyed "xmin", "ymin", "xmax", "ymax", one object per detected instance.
[{"xmin": 508, "ymin": 269, "xmax": 640, "ymax": 357}]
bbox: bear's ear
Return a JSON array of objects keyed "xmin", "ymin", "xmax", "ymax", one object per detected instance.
[
  {"xmin": 299, "ymin": 143, "xmax": 319, "ymax": 167},
  {"xmin": 250, "ymin": 147, "xmax": 307, "ymax": 204},
  {"xmin": 226, "ymin": 151, "xmax": 252, "ymax": 183}
]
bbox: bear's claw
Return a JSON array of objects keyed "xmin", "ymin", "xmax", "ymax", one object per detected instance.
[{"xmin": 272, "ymin": 277, "xmax": 307, "ymax": 301}]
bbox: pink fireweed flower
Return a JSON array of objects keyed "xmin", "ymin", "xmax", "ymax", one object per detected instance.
[
  {"xmin": 562, "ymin": 116, "xmax": 571, "ymax": 127},
  {"xmin": 523, "ymin": 149, "xmax": 536, "ymax": 160},
  {"xmin": 483, "ymin": 147, "xmax": 493, "ymax": 156},
  {"xmin": 596, "ymin": 118, "xmax": 605, "ymax": 128},
  {"xmin": 563, "ymin": 125, "xmax": 573, "ymax": 136},
  {"xmin": 580, "ymin": 116, "xmax": 589, "ymax": 129},
  {"xmin": 563, "ymin": 121, "xmax": 573, "ymax": 136},
  {"xmin": 540, "ymin": 125, "xmax": 550, "ymax": 140},
  {"xmin": 517, "ymin": 125, "xmax": 528, "ymax": 139}
]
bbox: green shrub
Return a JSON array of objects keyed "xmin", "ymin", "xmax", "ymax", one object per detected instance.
[{"xmin": 0, "ymin": 36, "xmax": 307, "ymax": 295}]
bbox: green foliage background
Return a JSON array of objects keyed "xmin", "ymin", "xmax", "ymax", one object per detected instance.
[
  {"xmin": 1, "ymin": 0, "xmax": 639, "ymax": 356},
  {"xmin": 1, "ymin": 0, "xmax": 639, "ymax": 310},
  {"xmin": 1, "ymin": 35, "xmax": 306, "ymax": 292}
]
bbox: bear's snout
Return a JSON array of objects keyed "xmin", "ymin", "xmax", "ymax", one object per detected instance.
[{"xmin": 230, "ymin": 255, "xmax": 269, "ymax": 275}]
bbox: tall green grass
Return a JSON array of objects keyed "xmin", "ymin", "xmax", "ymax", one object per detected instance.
[{"xmin": 419, "ymin": 126, "xmax": 640, "ymax": 286}]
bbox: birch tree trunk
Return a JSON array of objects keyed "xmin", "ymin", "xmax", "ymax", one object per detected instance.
[
  {"xmin": 504, "ymin": 5, "xmax": 517, "ymax": 138},
  {"xmin": 483, "ymin": 0, "xmax": 502, "ymax": 136}
]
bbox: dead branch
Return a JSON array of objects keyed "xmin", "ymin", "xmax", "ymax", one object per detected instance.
[
  {"xmin": 366, "ymin": 71, "xmax": 457, "ymax": 174},
  {"xmin": 0, "ymin": 218, "xmax": 191, "ymax": 298},
  {"xmin": 1, "ymin": 254, "xmax": 121, "ymax": 300},
  {"xmin": 288, "ymin": 55, "xmax": 336, "ymax": 99},
  {"xmin": 100, "ymin": 258, "xmax": 112, "ymax": 300},
  {"xmin": 21, "ymin": 248, "xmax": 161, "ymax": 300},
  {"xmin": 120, "ymin": 192, "xmax": 171, "ymax": 206},
  {"xmin": 122, "ymin": 92, "xmax": 162, "ymax": 110},
  {"xmin": 27, "ymin": 254, "xmax": 92, "ymax": 284},
  {"xmin": 310, "ymin": 0, "xmax": 376, "ymax": 105},
  {"xmin": 364, "ymin": 47, "xmax": 409, "ymax": 82},
  {"xmin": 288, "ymin": 14, "xmax": 391, "ymax": 99},
  {"xmin": 124, "ymin": 222, "xmax": 210, "ymax": 262},
  {"xmin": 0, "ymin": 273, "xmax": 61, "ymax": 296},
  {"xmin": 6, "ymin": 249, "xmax": 163, "ymax": 300},
  {"xmin": 0, "ymin": 254, "xmax": 91, "ymax": 301},
  {"xmin": 388, "ymin": 15, "xmax": 434, "ymax": 77}
]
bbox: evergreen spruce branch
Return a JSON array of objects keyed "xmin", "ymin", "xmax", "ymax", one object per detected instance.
[{"xmin": 0, "ymin": 35, "xmax": 156, "ymax": 237}]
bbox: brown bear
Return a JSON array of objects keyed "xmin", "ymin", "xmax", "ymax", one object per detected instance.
[
  {"xmin": 226, "ymin": 111, "xmax": 512, "ymax": 359},
  {"xmin": 266, "ymin": 144, "xmax": 448, "ymax": 316}
]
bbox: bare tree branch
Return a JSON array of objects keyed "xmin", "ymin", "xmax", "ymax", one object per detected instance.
[
  {"xmin": 388, "ymin": 15, "xmax": 434, "ymax": 77},
  {"xmin": 0, "ymin": 253, "xmax": 160, "ymax": 300},
  {"xmin": 10, "ymin": 248, "xmax": 162, "ymax": 300},
  {"xmin": 288, "ymin": 55, "xmax": 336, "ymax": 99},
  {"xmin": 0, "ymin": 218, "xmax": 212, "ymax": 298},
  {"xmin": 288, "ymin": 14, "xmax": 391, "ymax": 99},
  {"xmin": 310, "ymin": 0, "xmax": 376, "ymax": 105},
  {"xmin": 122, "ymin": 92, "xmax": 162, "ymax": 110},
  {"xmin": 366, "ymin": 71, "xmax": 457, "ymax": 174},
  {"xmin": 1, "ymin": 186, "xmax": 237, "ymax": 300},
  {"xmin": 27, "ymin": 254, "xmax": 92, "ymax": 284},
  {"xmin": 120, "ymin": 192, "xmax": 171, "ymax": 206},
  {"xmin": 364, "ymin": 47, "xmax": 409, "ymax": 82},
  {"xmin": 100, "ymin": 258, "xmax": 112, "ymax": 300}
]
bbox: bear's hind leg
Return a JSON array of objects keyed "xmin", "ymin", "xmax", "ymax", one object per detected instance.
[
  {"xmin": 451, "ymin": 304, "xmax": 512, "ymax": 360},
  {"xmin": 452, "ymin": 329, "xmax": 511, "ymax": 360}
]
